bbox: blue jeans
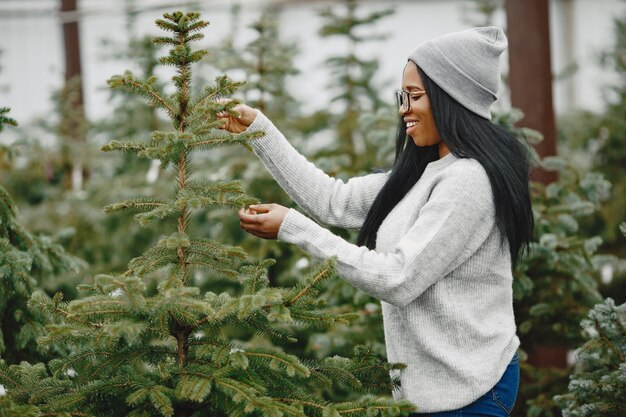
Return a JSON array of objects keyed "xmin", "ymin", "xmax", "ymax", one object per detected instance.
[{"xmin": 410, "ymin": 353, "xmax": 519, "ymax": 417}]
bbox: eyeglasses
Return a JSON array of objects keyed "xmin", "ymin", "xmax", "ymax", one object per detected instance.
[{"xmin": 395, "ymin": 89, "xmax": 425, "ymax": 113}]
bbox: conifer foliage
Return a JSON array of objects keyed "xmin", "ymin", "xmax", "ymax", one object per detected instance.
[
  {"xmin": 0, "ymin": 12, "xmax": 413, "ymax": 417},
  {"xmin": 554, "ymin": 296, "xmax": 626, "ymax": 416},
  {"xmin": 0, "ymin": 108, "xmax": 17, "ymax": 131},
  {"xmin": 0, "ymin": 109, "xmax": 83, "ymax": 365},
  {"xmin": 553, "ymin": 226, "xmax": 626, "ymax": 417},
  {"xmin": 317, "ymin": 0, "xmax": 394, "ymax": 173}
]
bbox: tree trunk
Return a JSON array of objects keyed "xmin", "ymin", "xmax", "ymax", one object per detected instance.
[
  {"xmin": 505, "ymin": 0, "xmax": 558, "ymax": 185},
  {"xmin": 506, "ymin": 0, "xmax": 567, "ymax": 370},
  {"xmin": 60, "ymin": 0, "xmax": 86, "ymax": 191}
]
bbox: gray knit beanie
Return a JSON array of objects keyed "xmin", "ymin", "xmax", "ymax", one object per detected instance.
[{"xmin": 407, "ymin": 26, "xmax": 507, "ymax": 120}]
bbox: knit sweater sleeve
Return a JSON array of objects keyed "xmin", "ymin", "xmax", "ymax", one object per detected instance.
[
  {"xmin": 245, "ymin": 111, "xmax": 388, "ymax": 229},
  {"xmin": 277, "ymin": 162, "xmax": 497, "ymax": 308}
]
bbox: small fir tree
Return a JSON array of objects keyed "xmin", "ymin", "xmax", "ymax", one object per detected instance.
[
  {"xmin": 202, "ymin": 4, "xmax": 393, "ymax": 367},
  {"xmin": 0, "ymin": 109, "xmax": 83, "ymax": 365},
  {"xmin": 2, "ymin": 80, "xmax": 157, "ymax": 283},
  {"xmin": 553, "ymin": 293, "xmax": 626, "ymax": 417},
  {"xmin": 494, "ymin": 109, "xmax": 613, "ymax": 417},
  {"xmin": 316, "ymin": 0, "xmax": 394, "ymax": 174},
  {"xmin": 290, "ymin": 0, "xmax": 396, "ymax": 363},
  {"xmin": 592, "ymin": 2, "xmax": 626, "ymax": 246},
  {"xmin": 202, "ymin": 5, "xmax": 308, "ymax": 267},
  {"xmin": 48, "ymin": 76, "xmax": 91, "ymax": 192},
  {"xmin": 0, "ymin": 12, "xmax": 414, "ymax": 417},
  {"xmin": 4, "ymin": 5, "xmax": 171, "ymax": 282},
  {"xmin": 208, "ymin": 5, "xmax": 301, "ymax": 123},
  {"xmin": 461, "ymin": 0, "xmax": 503, "ymax": 26}
]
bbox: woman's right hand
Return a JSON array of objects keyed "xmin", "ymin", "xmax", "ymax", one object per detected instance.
[{"xmin": 216, "ymin": 100, "xmax": 258, "ymax": 133}]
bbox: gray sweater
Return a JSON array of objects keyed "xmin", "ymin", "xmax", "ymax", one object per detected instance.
[{"xmin": 245, "ymin": 112, "xmax": 520, "ymax": 412}]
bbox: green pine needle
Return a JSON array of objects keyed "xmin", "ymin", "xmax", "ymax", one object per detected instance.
[{"xmin": 103, "ymin": 198, "xmax": 165, "ymax": 214}]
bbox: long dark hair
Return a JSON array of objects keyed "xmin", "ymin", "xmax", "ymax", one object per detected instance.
[{"xmin": 356, "ymin": 65, "xmax": 533, "ymax": 266}]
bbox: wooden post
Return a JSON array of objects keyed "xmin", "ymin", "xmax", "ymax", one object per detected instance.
[
  {"xmin": 505, "ymin": 0, "xmax": 557, "ymax": 184},
  {"xmin": 506, "ymin": 0, "xmax": 567, "ymax": 371},
  {"xmin": 60, "ymin": 0, "xmax": 86, "ymax": 190},
  {"xmin": 61, "ymin": 0, "xmax": 83, "ymax": 103}
]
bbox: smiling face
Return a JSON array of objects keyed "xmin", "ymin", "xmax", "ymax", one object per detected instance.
[{"xmin": 401, "ymin": 61, "xmax": 448, "ymax": 157}]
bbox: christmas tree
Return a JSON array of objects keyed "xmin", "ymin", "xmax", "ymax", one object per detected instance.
[
  {"xmin": 288, "ymin": 0, "xmax": 397, "ymax": 362},
  {"xmin": 3, "ymin": 4, "xmax": 173, "ymax": 284},
  {"xmin": 0, "ymin": 108, "xmax": 84, "ymax": 365},
  {"xmin": 553, "ymin": 293, "xmax": 626, "ymax": 417},
  {"xmin": 208, "ymin": 5, "xmax": 301, "ymax": 123},
  {"xmin": 593, "ymin": 2, "xmax": 626, "ymax": 246},
  {"xmin": 483, "ymin": 110, "xmax": 611, "ymax": 417},
  {"xmin": 0, "ymin": 12, "xmax": 414, "ymax": 417},
  {"xmin": 460, "ymin": 0, "xmax": 503, "ymax": 26},
  {"xmin": 201, "ymin": 4, "xmax": 308, "ymax": 269},
  {"xmin": 315, "ymin": 0, "xmax": 394, "ymax": 174}
]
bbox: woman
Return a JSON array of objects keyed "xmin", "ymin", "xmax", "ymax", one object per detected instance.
[{"xmin": 217, "ymin": 27, "xmax": 532, "ymax": 417}]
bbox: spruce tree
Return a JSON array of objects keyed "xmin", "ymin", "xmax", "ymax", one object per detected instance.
[
  {"xmin": 553, "ymin": 293, "xmax": 626, "ymax": 417},
  {"xmin": 4, "ymin": 5, "xmax": 169, "ymax": 282},
  {"xmin": 202, "ymin": 5, "xmax": 393, "ymax": 366},
  {"xmin": 208, "ymin": 5, "xmax": 300, "ymax": 123},
  {"xmin": 490, "ymin": 115, "xmax": 613, "ymax": 417},
  {"xmin": 461, "ymin": 0, "xmax": 503, "ymax": 26},
  {"xmin": 592, "ymin": 2, "xmax": 626, "ymax": 246},
  {"xmin": 0, "ymin": 12, "xmax": 414, "ymax": 417},
  {"xmin": 289, "ymin": 0, "xmax": 397, "ymax": 362},
  {"xmin": 202, "ymin": 5, "xmax": 307, "ymax": 265},
  {"xmin": 316, "ymin": 0, "xmax": 394, "ymax": 174},
  {"xmin": 0, "ymin": 109, "xmax": 83, "ymax": 365}
]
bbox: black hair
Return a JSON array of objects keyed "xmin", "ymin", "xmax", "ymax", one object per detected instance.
[{"xmin": 356, "ymin": 64, "xmax": 533, "ymax": 266}]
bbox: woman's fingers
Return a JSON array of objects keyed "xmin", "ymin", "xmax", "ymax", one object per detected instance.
[
  {"xmin": 213, "ymin": 99, "xmax": 258, "ymax": 132},
  {"xmin": 238, "ymin": 212, "xmax": 269, "ymax": 239},
  {"xmin": 238, "ymin": 208, "xmax": 261, "ymax": 223},
  {"xmin": 217, "ymin": 115, "xmax": 246, "ymax": 133},
  {"xmin": 238, "ymin": 204, "xmax": 288, "ymax": 240},
  {"xmin": 248, "ymin": 204, "xmax": 273, "ymax": 213}
]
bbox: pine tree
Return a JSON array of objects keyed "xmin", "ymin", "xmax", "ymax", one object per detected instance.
[
  {"xmin": 0, "ymin": 108, "xmax": 83, "ymax": 365},
  {"xmin": 209, "ymin": 5, "xmax": 301, "ymax": 123},
  {"xmin": 592, "ymin": 2, "xmax": 626, "ymax": 246},
  {"xmin": 0, "ymin": 12, "xmax": 414, "ymax": 417},
  {"xmin": 551, "ymin": 224, "xmax": 626, "ymax": 417},
  {"xmin": 553, "ymin": 294, "xmax": 626, "ymax": 417},
  {"xmin": 316, "ymin": 0, "xmax": 394, "ymax": 174},
  {"xmin": 461, "ymin": 0, "xmax": 503, "ymax": 26},
  {"xmin": 514, "ymin": 155, "xmax": 609, "ymax": 348},
  {"xmin": 483, "ymin": 110, "xmax": 611, "ymax": 417},
  {"xmin": 283, "ymin": 0, "xmax": 397, "ymax": 363},
  {"xmin": 201, "ymin": 4, "xmax": 393, "ymax": 367},
  {"xmin": 4, "ymin": 5, "xmax": 170, "ymax": 281},
  {"xmin": 35, "ymin": 75, "xmax": 92, "ymax": 193},
  {"xmin": 201, "ymin": 5, "xmax": 308, "ymax": 266}
]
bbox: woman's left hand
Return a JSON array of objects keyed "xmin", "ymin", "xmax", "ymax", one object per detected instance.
[{"xmin": 238, "ymin": 204, "xmax": 289, "ymax": 240}]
